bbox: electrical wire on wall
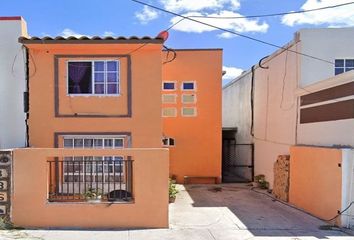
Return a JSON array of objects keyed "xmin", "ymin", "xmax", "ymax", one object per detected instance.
[{"xmin": 163, "ymin": 45, "xmax": 177, "ymax": 64}]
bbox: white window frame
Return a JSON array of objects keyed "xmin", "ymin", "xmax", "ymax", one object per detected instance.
[
  {"xmin": 66, "ymin": 60, "xmax": 120, "ymax": 96},
  {"xmin": 181, "ymin": 81, "xmax": 196, "ymax": 91},
  {"xmin": 162, "ymin": 81, "xmax": 176, "ymax": 91},
  {"xmin": 162, "ymin": 94, "xmax": 177, "ymax": 104},
  {"xmin": 162, "ymin": 107, "xmax": 177, "ymax": 117},
  {"xmin": 62, "ymin": 135, "xmax": 125, "ymax": 183},
  {"xmin": 334, "ymin": 58, "xmax": 354, "ymax": 75},
  {"xmin": 181, "ymin": 107, "xmax": 197, "ymax": 117},
  {"xmin": 181, "ymin": 93, "xmax": 197, "ymax": 104}
]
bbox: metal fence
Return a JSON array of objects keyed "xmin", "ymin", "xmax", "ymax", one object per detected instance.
[
  {"xmin": 222, "ymin": 141, "xmax": 254, "ymax": 183},
  {"xmin": 48, "ymin": 158, "xmax": 133, "ymax": 202}
]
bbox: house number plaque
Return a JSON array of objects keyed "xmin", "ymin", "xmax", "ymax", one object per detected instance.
[{"xmin": 0, "ymin": 151, "xmax": 11, "ymax": 217}]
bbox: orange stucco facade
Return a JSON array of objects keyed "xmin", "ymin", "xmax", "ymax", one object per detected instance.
[
  {"xmin": 25, "ymin": 43, "xmax": 163, "ymax": 149},
  {"xmin": 12, "ymin": 148, "xmax": 169, "ymax": 228},
  {"xmin": 162, "ymin": 49, "xmax": 223, "ymax": 183},
  {"xmin": 23, "ymin": 41, "xmax": 222, "ymax": 183},
  {"xmin": 289, "ymin": 146, "xmax": 342, "ymax": 225}
]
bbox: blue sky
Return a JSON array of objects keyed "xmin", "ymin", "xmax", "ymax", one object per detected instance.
[{"xmin": 1, "ymin": 0, "xmax": 353, "ymax": 83}]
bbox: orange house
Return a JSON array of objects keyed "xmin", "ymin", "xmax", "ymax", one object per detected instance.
[
  {"xmin": 19, "ymin": 36, "xmax": 222, "ymax": 184},
  {"xmin": 8, "ymin": 34, "xmax": 222, "ymax": 228}
]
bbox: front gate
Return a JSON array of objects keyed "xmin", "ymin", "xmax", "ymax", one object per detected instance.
[{"xmin": 222, "ymin": 134, "xmax": 254, "ymax": 183}]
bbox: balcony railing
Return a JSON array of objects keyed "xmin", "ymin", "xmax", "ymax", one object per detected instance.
[{"xmin": 48, "ymin": 158, "xmax": 133, "ymax": 202}]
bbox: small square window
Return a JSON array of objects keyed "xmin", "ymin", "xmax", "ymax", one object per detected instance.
[
  {"xmin": 334, "ymin": 58, "xmax": 354, "ymax": 75},
  {"xmin": 182, "ymin": 107, "xmax": 197, "ymax": 117},
  {"xmin": 163, "ymin": 82, "xmax": 175, "ymax": 90},
  {"xmin": 346, "ymin": 59, "xmax": 354, "ymax": 68},
  {"xmin": 93, "ymin": 139, "xmax": 103, "ymax": 148},
  {"xmin": 63, "ymin": 139, "xmax": 73, "ymax": 148},
  {"xmin": 182, "ymin": 82, "xmax": 196, "ymax": 91},
  {"xmin": 84, "ymin": 139, "xmax": 93, "ymax": 148},
  {"xmin": 335, "ymin": 59, "xmax": 344, "ymax": 67},
  {"xmin": 162, "ymin": 107, "xmax": 177, "ymax": 117},
  {"xmin": 104, "ymin": 139, "xmax": 113, "ymax": 148},
  {"xmin": 162, "ymin": 94, "xmax": 177, "ymax": 103},
  {"xmin": 74, "ymin": 139, "xmax": 83, "ymax": 148},
  {"xmin": 114, "ymin": 138, "xmax": 124, "ymax": 148},
  {"xmin": 68, "ymin": 60, "xmax": 119, "ymax": 95},
  {"xmin": 182, "ymin": 94, "xmax": 196, "ymax": 104}
]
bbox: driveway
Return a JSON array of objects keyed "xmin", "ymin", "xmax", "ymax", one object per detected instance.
[{"xmin": 0, "ymin": 184, "xmax": 352, "ymax": 239}]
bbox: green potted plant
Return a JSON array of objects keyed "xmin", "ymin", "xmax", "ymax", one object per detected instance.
[
  {"xmin": 84, "ymin": 188, "xmax": 102, "ymax": 202},
  {"xmin": 169, "ymin": 178, "xmax": 179, "ymax": 203},
  {"xmin": 254, "ymin": 174, "xmax": 269, "ymax": 189}
]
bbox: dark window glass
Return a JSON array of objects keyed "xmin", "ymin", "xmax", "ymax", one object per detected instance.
[
  {"xmin": 63, "ymin": 139, "xmax": 73, "ymax": 148},
  {"xmin": 68, "ymin": 62, "xmax": 92, "ymax": 94},
  {"xmin": 169, "ymin": 138, "xmax": 175, "ymax": 146},
  {"xmin": 183, "ymin": 82, "xmax": 195, "ymax": 90},
  {"xmin": 163, "ymin": 82, "xmax": 175, "ymax": 90},
  {"xmin": 346, "ymin": 59, "xmax": 354, "ymax": 68},
  {"xmin": 107, "ymin": 61, "xmax": 118, "ymax": 71},
  {"xmin": 94, "ymin": 61, "xmax": 104, "ymax": 71},
  {"xmin": 335, "ymin": 59, "xmax": 344, "ymax": 67},
  {"xmin": 335, "ymin": 68, "xmax": 344, "ymax": 75},
  {"xmin": 345, "ymin": 67, "xmax": 354, "ymax": 72}
]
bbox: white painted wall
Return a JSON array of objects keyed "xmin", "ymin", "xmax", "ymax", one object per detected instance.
[
  {"xmin": 223, "ymin": 28, "xmax": 354, "ymax": 188},
  {"xmin": 297, "ymin": 71, "xmax": 354, "ymax": 148},
  {"xmin": 252, "ymin": 43, "xmax": 299, "ymax": 187},
  {"xmin": 222, "ymin": 41, "xmax": 300, "ymax": 187},
  {"xmin": 222, "ymin": 70, "xmax": 252, "ymax": 144},
  {"xmin": 299, "ymin": 28, "xmax": 354, "ymax": 87},
  {"xmin": 0, "ymin": 18, "xmax": 28, "ymax": 149}
]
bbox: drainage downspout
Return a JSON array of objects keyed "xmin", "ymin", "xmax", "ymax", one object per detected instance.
[
  {"xmin": 23, "ymin": 45, "xmax": 29, "ymax": 147},
  {"xmin": 250, "ymin": 55, "xmax": 269, "ymax": 137},
  {"xmin": 250, "ymin": 65, "xmax": 255, "ymax": 137}
]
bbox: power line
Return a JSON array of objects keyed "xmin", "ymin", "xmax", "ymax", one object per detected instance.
[
  {"xmin": 131, "ymin": 0, "xmax": 334, "ymax": 65},
  {"xmin": 187, "ymin": 2, "xmax": 354, "ymax": 19}
]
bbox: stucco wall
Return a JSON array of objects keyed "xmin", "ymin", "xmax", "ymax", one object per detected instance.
[
  {"xmin": 12, "ymin": 148, "xmax": 169, "ymax": 229},
  {"xmin": 299, "ymin": 28, "xmax": 354, "ymax": 87},
  {"xmin": 162, "ymin": 49, "xmax": 222, "ymax": 183},
  {"xmin": 222, "ymin": 70, "xmax": 252, "ymax": 144},
  {"xmin": 25, "ymin": 43, "xmax": 163, "ymax": 148},
  {"xmin": 296, "ymin": 71, "xmax": 354, "ymax": 148},
  {"xmin": 222, "ymin": 42, "xmax": 299, "ymax": 186},
  {"xmin": 0, "ymin": 18, "xmax": 27, "ymax": 149},
  {"xmin": 289, "ymin": 146, "xmax": 343, "ymax": 225}
]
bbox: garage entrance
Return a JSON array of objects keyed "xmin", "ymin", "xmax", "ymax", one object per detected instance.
[{"xmin": 222, "ymin": 129, "xmax": 254, "ymax": 183}]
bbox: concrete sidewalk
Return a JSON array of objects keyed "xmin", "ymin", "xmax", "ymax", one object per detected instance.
[{"xmin": 0, "ymin": 184, "xmax": 352, "ymax": 239}]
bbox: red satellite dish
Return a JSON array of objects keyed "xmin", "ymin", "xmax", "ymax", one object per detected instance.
[{"xmin": 157, "ymin": 30, "xmax": 169, "ymax": 42}]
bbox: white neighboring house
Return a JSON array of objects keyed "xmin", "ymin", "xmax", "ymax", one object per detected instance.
[
  {"xmin": 222, "ymin": 28, "xmax": 354, "ymax": 186},
  {"xmin": 0, "ymin": 17, "xmax": 28, "ymax": 149}
]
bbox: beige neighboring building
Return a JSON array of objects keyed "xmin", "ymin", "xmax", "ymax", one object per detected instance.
[{"xmin": 222, "ymin": 28, "xmax": 354, "ymax": 227}]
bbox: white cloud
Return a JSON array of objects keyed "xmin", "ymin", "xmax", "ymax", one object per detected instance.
[
  {"xmin": 217, "ymin": 32, "xmax": 235, "ymax": 39},
  {"xmin": 135, "ymin": 5, "xmax": 159, "ymax": 24},
  {"xmin": 160, "ymin": 0, "xmax": 240, "ymax": 12},
  {"xmin": 222, "ymin": 66, "xmax": 243, "ymax": 81},
  {"xmin": 61, "ymin": 28, "xmax": 87, "ymax": 38},
  {"xmin": 170, "ymin": 11, "xmax": 269, "ymax": 34},
  {"xmin": 103, "ymin": 31, "xmax": 115, "ymax": 37},
  {"xmin": 282, "ymin": 0, "xmax": 354, "ymax": 27}
]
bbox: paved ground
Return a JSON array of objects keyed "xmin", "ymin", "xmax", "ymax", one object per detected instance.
[{"xmin": 0, "ymin": 184, "xmax": 352, "ymax": 239}]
